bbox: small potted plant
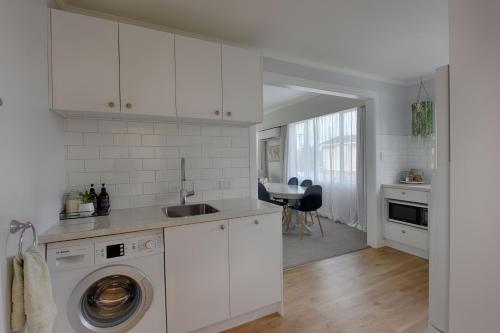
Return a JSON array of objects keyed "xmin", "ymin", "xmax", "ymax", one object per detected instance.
[{"xmin": 79, "ymin": 190, "xmax": 95, "ymax": 216}]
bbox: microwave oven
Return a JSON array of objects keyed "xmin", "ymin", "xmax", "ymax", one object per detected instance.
[{"xmin": 387, "ymin": 200, "xmax": 428, "ymax": 229}]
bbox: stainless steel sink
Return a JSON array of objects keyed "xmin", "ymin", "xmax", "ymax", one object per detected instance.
[{"xmin": 162, "ymin": 203, "xmax": 219, "ymax": 218}]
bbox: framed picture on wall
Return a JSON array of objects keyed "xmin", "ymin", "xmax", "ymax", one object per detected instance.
[{"xmin": 267, "ymin": 144, "xmax": 281, "ymax": 162}]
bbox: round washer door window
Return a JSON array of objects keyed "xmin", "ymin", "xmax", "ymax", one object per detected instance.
[{"xmin": 68, "ymin": 265, "xmax": 153, "ymax": 333}]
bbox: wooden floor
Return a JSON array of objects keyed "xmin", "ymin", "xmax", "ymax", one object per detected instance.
[{"xmin": 224, "ymin": 247, "xmax": 428, "ymax": 333}]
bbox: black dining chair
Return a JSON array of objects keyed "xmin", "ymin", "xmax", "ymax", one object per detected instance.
[
  {"xmin": 258, "ymin": 183, "xmax": 287, "ymax": 218},
  {"xmin": 287, "ymin": 177, "xmax": 299, "ymax": 185},
  {"xmin": 289, "ymin": 185, "xmax": 324, "ymax": 239},
  {"xmin": 300, "ymin": 179, "xmax": 313, "ymax": 187}
]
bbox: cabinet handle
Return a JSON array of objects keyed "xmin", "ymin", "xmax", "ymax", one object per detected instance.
[
  {"xmin": 215, "ymin": 110, "xmax": 220, "ymax": 116},
  {"xmin": 254, "ymin": 220, "xmax": 259, "ymax": 225},
  {"xmin": 219, "ymin": 224, "xmax": 225, "ymax": 230},
  {"xmin": 108, "ymin": 101, "xmax": 115, "ymax": 108},
  {"xmin": 226, "ymin": 111, "xmax": 232, "ymax": 117},
  {"xmin": 401, "ymin": 230, "xmax": 406, "ymax": 234},
  {"xmin": 401, "ymin": 191, "xmax": 406, "ymax": 195},
  {"xmin": 125, "ymin": 103, "xmax": 132, "ymax": 109}
]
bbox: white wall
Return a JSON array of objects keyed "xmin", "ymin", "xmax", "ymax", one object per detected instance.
[
  {"xmin": 449, "ymin": 1, "xmax": 500, "ymax": 332},
  {"xmin": 259, "ymin": 94, "xmax": 364, "ymax": 131},
  {"xmin": 0, "ymin": 1, "xmax": 65, "ymax": 332},
  {"xmin": 63, "ymin": 118, "xmax": 250, "ymax": 206}
]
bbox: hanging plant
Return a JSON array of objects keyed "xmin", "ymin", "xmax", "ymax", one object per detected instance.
[{"xmin": 411, "ymin": 81, "xmax": 433, "ymax": 138}]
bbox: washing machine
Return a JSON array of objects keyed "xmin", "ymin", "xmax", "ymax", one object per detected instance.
[{"xmin": 47, "ymin": 229, "xmax": 166, "ymax": 333}]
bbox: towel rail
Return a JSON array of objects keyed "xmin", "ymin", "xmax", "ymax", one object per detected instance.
[{"xmin": 10, "ymin": 220, "xmax": 37, "ymax": 256}]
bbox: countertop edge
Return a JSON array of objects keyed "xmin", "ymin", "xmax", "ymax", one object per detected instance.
[
  {"xmin": 382, "ymin": 183, "xmax": 431, "ymax": 192},
  {"xmin": 39, "ymin": 204, "xmax": 282, "ymax": 245}
]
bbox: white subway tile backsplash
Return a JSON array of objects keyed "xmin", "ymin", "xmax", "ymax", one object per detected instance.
[
  {"xmin": 65, "ymin": 160, "xmax": 85, "ymax": 172},
  {"xmin": 113, "ymin": 134, "xmax": 141, "ymax": 146},
  {"xmin": 114, "ymin": 159, "xmax": 142, "ymax": 171},
  {"xmin": 64, "ymin": 132, "xmax": 84, "ymax": 145},
  {"xmin": 84, "ymin": 133, "xmax": 113, "ymax": 146},
  {"xmin": 222, "ymin": 127, "xmax": 242, "ymax": 137},
  {"xmin": 100, "ymin": 146, "xmax": 129, "ymax": 159},
  {"xmin": 65, "ymin": 118, "xmax": 98, "ymax": 132},
  {"xmin": 99, "ymin": 120, "xmax": 127, "ymax": 133},
  {"xmin": 68, "ymin": 172, "xmax": 100, "ymax": 186},
  {"xmin": 141, "ymin": 135, "xmax": 165, "ymax": 146},
  {"xmin": 129, "ymin": 171, "xmax": 155, "ymax": 183},
  {"xmin": 68, "ymin": 146, "xmax": 99, "ymax": 159},
  {"xmin": 85, "ymin": 159, "xmax": 114, "ymax": 172},
  {"xmin": 100, "ymin": 172, "xmax": 129, "ymax": 184},
  {"xmin": 128, "ymin": 121, "xmax": 154, "ymax": 134},
  {"xmin": 130, "ymin": 194, "xmax": 156, "ymax": 208},
  {"xmin": 129, "ymin": 147, "xmax": 154, "ymax": 159},
  {"xmin": 154, "ymin": 122, "xmax": 178, "ymax": 135},
  {"xmin": 179, "ymin": 124, "xmax": 201, "ymax": 136},
  {"xmin": 64, "ymin": 117, "xmax": 250, "ymax": 209},
  {"xmin": 201, "ymin": 125, "xmax": 222, "ymax": 136},
  {"xmin": 154, "ymin": 147, "xmax": 179, "ymax": 158}
]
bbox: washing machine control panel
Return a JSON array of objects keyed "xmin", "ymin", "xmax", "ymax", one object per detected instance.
[{"xmin": 95, "ymin": 232, "xmax": 163, "ymax": 264}]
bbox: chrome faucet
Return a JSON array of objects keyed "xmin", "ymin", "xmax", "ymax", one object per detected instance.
[{"xmin": 180, "ymin": 157, "xmax": 195, "ymax": 205}]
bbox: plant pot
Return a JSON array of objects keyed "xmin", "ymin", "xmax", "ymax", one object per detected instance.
[{"xmin": 79, "ymin": 202, "xmax": 94, "ymax": 214}]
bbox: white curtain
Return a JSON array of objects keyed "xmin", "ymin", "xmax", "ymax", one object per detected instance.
[{"xmin": 287, "ymin": 107, "xmax": 366, "ymax": 231}]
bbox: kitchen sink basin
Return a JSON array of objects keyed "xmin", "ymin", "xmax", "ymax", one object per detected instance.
[{"xmin": 162, "ymin": 204, "xmax": 219, "ymax": 218}]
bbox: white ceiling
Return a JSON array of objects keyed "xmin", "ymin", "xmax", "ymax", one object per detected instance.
[
  {"xmin": 64, "ymin": 0, "xmax": 449, "ymax": 84},
  {"xmin": 263, "ymin": 85, "xmax": 317, "ymax": 114}
]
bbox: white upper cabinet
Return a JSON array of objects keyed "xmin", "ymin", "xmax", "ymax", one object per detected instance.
[
  {"xmin": 119, "ymin": 23, "xmax": 176, "ymax": 117},
  {"xmin": 51, "ymin": 10, "xmax": 119, "ymax": 113},
  {"xmin": 229, "ymin": 213, "xmax": 282, "ymax": 317},
  {"xmin": 222, "ymin": 45, "xmax": 263, "ymax": 123},
  {"xmin": 175, "ymin": 35, "xmax": 223, "ymax": 120}
]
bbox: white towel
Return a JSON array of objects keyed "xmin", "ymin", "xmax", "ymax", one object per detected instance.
[
  {"xmin": 11, "ymin": 248, "xmax": 57, "ymax": 333},
  {"xmin": 11, "ymin": 254, "xmax": 25, "ymax": 331}
]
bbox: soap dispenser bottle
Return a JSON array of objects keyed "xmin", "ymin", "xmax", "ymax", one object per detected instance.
[
  {"xmin": 97, "ymin": 183, "xmax": 110, "ymax": 214},
  {"xmin": 89, "ymin": 184, "xmax": 98, "ymax": 212}
]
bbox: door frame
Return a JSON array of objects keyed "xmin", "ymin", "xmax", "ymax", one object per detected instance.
[{"xmin": 250, "ymin": 72, "xmax": 382, "ymax": 248}]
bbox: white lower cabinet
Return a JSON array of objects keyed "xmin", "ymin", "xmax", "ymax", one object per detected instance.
[
  {"xmin": 229, "ymin": 213, "xmax": 282, "ymax": 317},
  {"xmin": 164, "ymin": 213, "xmax": 282, "ymax": 333},
  {"xmin": 164, "ymin": 220, "xmax": 230, "ymax": 333}
]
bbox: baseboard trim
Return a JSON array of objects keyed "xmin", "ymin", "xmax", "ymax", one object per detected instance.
[
  {"xmin": 191, "ymin": 302, "xmax": 283, "ymax": 333},
  {"xmin": 385, "ymin": 239, "xmax": 428, "ymax": 259}
]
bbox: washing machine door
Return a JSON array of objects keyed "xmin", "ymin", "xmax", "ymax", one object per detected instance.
[{"xmin": 68, "ymin": 265, "xmax": 153, "ymax": 333}]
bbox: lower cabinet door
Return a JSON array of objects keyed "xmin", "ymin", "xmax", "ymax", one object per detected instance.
[
  {"xmin": 164, "ymin": 221, "xmax": 230, "ymax": 333},
  {"xmin": 229, "ymin": 213, "xmax": 282, "ymax": 317}
]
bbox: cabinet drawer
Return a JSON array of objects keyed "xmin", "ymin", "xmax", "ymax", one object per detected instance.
[
  {"xmin": 384, "ymin": 188, "xmax": 428, "ymax": 203},
  {"xmin": 384, "ymin": 221, "xmax": 428, "ymax": 250}
]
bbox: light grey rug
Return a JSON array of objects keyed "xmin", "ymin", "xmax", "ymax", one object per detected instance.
[{"xmin": 283, "ymin": 217, "xmax": 368, "ymax": 269}]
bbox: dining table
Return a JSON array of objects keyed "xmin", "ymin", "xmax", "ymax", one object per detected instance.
[{"xmin": 264, "ymin": 183, "xmax": 311, "ymax": 234}]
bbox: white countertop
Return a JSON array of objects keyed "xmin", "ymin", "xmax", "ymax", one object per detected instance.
[
  {"xmin": 382, "ymin": 183, "xmax": 431, "ymax": 192},
  {"xmin": 39, "ymin": 197, "xmax": 281, "ymax": 244}
]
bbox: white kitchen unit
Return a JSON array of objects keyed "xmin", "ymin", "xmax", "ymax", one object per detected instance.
[
  {"xmin": 119, "ymin": 23, "xmax": 176, "ymax": 117},
  {"xmin": 38, "ymin": 199, "xmax": 283, "ymax": 333},
  {"xmin": 175, "ymin": 35, "xmax": 222, "ymax": 121},
  {"xmin": 382, "ymin": 184, "xmax": 430, "ymax": 258},
  {"xmin": 222, "ymin": 45, "xmax": 263, "ymax": 123},
  {"xmin": 51, "ymin": 9, "xmax": 120, "ymax": 113},
  {"xmin": 164, "ymin": 220, "xmax": 230, "ymax": 333},
  {"xmin": 49, "ymin": 9, "xmax": 263, "ymax": 124},
  {"xmin": 164, "ymin": 212, "xmax": 282, "ymax": 333}
]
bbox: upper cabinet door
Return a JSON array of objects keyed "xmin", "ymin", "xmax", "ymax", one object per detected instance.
[
  {"xmin": 175, "ymin": 35, "xmax": 222, "ymax": 120},
  {"xmin": 119, "ymin": 24, "xmax": 176, "ymax": 117},
  {"xmin": 51, "ymin": 10, "xmax": 119, "ymax": 113},
  {"xmin": 222, "ymin": 45, "xmax": 263, "ymax": 123}
]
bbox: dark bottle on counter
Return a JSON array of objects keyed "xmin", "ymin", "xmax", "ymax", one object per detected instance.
[
  {"xmin": 89, "ymin": 184, "xmax": 98, "ymax": 212},
  {"xmin": 97, "ymin": 183, "xmax": 110, "ymax": 214}
]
